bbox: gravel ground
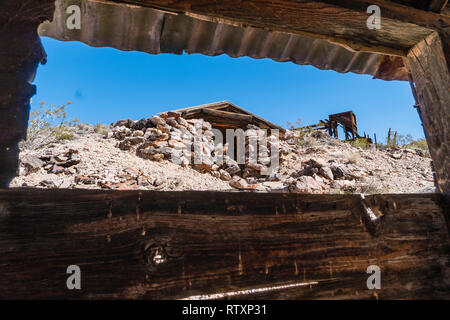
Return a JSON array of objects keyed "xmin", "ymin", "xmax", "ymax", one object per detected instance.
[{"xmin": 10, "ymin": 126, "xmax": 436, "ymax": 194}]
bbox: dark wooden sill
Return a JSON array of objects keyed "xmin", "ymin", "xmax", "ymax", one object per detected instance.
[{"xmin": 0, "ymin": 189, "xmax": 448, "ymax": 299}]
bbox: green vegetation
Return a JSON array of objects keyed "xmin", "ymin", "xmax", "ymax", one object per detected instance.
[
  {"xmin": 298, "ymin": 135, "xmax": 317, "ymax": 148},
  {"xmin": 347, "ymin": 137, "xmax": 371, "ymax": 149},
  {"xmin": 345, "ymin": 152, "xmax": 362, "ymax": 164},
  {"xmin": 288, "ymin": 120, "xmax": 430, "ymax": 158},
  {"xmin": 403, "ymin": 138, "xmax": 430, "ymax": 157},
  {"xmin": 93, "ymin": 123, "xmax": 110, "ymax": 135},
  {"xmin": 381, "ymin": 129, "xmax": 429, "ymax": 156},
  {"xmin": 286, "ymin": 118, "xmax": 303, "ymax": 130},
  {"xmin": 286, "ymin": 118, "xmax": 320, "ymax": 148},
  {"xmin": 21, "ymin": 101, "xmax": 78, "ymax": 150},
  {"xmin": 20, "ymin": 101, "xmax": 111, "ymax": 150}
]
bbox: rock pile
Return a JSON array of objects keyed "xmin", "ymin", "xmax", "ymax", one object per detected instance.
[
  {"xmin": 10, "ymin": 116, "xmax": 436, "ymax": 194},
  {"xmin": 20, "ymin": 149, "xmax": 80, "ymax": 176},
  {"xmin": 284, "ymin": 158, "xmax": 360, "ymax": 193},
  {"xmin": 109, "ymin": 113, "xmax": 287, "ymax": 189}
]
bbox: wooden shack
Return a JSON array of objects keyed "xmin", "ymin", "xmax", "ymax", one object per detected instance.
[
  {"xmin": 169, "ymin": 101, "xmax": 285, "ymax": 136},
  {"xmin": 0, "ymin": 0, "xmax": 449, "ymax": 299}
]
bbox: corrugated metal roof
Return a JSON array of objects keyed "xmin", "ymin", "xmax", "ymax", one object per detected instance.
[{"xmin": 38, "ymin": 0, "xmax": 407, "ymax": 81}]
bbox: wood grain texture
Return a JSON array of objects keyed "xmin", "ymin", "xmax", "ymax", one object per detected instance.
[
  {"xmin": 108, "ymin": 0, "xmax": 438, "ymax": 55},
  {"xmin": 407, "ymin": 32, "xmax": 450, "ymax": 194},
  {"xmin": 0, "ymin": 189, "xmax": 448, "ymax": 299},
  {"xmin": 0, "ymin": 0, "xmax": 55, "ymax": 187}
]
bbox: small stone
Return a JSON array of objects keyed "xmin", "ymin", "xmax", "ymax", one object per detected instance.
[
  {"xmin": 229, "ymin": 176, "xmax": 248, "ymax": 189},
  {"xmin": 262, "ymin": 181, "xmax": 288, "ymax": 193},
  {"xmin": 390, "ymin": 152, "xmax": 403, "ymax": 160},
  {"xmin": 225, "ymin": 164, "xmax": 241, "ymax": 175},
  {"xmin": 159, "ymin": 111, "xmax": 181, "ymax": 119},
  {"xmin": 290, "ymin": 176, "xmax": 323, "ymax": 193},
  {"xmin": 75, "ymin": 175, "xmax": 96, "ymax": 185},
  {"xmin": 113, "ymin": 119, "xmax": 133, "ymax": 128},
  {"xmin": 165, "ymin": 118, "xmax": 180, "ymax": 128},
  {"xmin": 58, "ymin": 179, "xmax": 72, "ymax": 189},
  {"xmin": 152, "ymin": 153, "xmax": 165, "ymax": 161},
  {"xmin": 149, "ymin": 140, "xmax": 168, "ymax": 148},
  {"xmin": 123, "ymin": 167, "xmax": 140, "ymax": 177},
  {"xmin": 211, "ymin": 171, "xmax": 221, "ymax": 178},
  {"xmin": 304, "ymin": 158, "xmax": 327, "ymax": 168},
  {"xmin": 20, "ymin": 154, "xmax": 44, "ymax": 175},
  {"xmin": 133, "ymin": 130, "xmax": 144, "ymax": 137},
  {"xmin": 148, "ymin": 116, "xmax": 167, "ymax": 127},
  {"xmin": 39, "ymin": 179, "xmax": 56, "ymax": 188},
  {"xmin": 332, "ymin": 180, "xmax": 356, "ymax": 191},
  {"xmin": 319, "ymin": 166, "xmax": 334, "ymax": 180},
  {"xmin": 219, "ymin": 170, "xmax": 232, "ymax": 181},
  {"xmin": 49, "ymin": 164, "xmax": 64, "ymax": 174},
  {"xmin": 176, "ymin": 117, "xmax": 189, "ymax": 127},
  {"xmin": 168, "ymin": 140, "xmax": 186, "ymax": 149}
]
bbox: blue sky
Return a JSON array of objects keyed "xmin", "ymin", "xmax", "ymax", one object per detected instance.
[{"xmin": 33, "ymin": 37, "xmax": 424, "ymax": 142}]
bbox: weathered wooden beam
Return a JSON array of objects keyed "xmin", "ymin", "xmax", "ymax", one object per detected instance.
[
  {"xmin": 201, "ymin": 108, "xmax": 254, "ymax": 121},
  {"xmin": 373, "ymin": 55, "xmax": 409, "ymax": 81},
  {"xmin": 316, "ymin": 0, "xmax": 450, "ymax": 29},
  {"xmin": 0, "ymin": 1, "xmax": 55, "ymax": 188},
  {"xmin": 108, "ymin": 0, "xmax": 439, "ymax": 56},
  {"xmin": 0, "ymin": 189, "xmax": 448, "ymax": 299},
  {"xmin": 427, "ymin": 0, "xmax": 448, "ymax": 13},
  {"xmin": 407, "ymin": 32, "xmax": 450, "ymax": 194}
]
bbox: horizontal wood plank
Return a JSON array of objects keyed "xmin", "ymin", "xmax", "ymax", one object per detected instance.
[
  {"xmin": 0, "ymin": 189, "xmax": 448, "ymax": 299},
  {"xmin": 108, "ymin": 0, "xmax": 441, "ymax": 55}
]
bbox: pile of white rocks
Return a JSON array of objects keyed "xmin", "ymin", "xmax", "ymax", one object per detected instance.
[{"xmin": 108, "ymin": 112, "xmax": 290, "ymax": 189}]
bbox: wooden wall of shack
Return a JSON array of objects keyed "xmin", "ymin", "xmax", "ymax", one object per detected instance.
[{"xmin": 173, "ymin": 102, "xmax": 286, "ymax": 141}]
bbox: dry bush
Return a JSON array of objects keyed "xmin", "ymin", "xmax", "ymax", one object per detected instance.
[
  {"xmin": 347, "ymin": 138, "xmax": 371, "ymax": 149},
  {"xmin": 405, "ymin": 138, "xmax": 430, "ymax": 157},
  {"xmin": 94, "ymin": 123, "xmax": 110, "ymax": 135},
  {"xmin": 298, "ymin": 135, "xmax": 317, "ymax": 148},
  {"xmin": 345, "ymin": 152, "xmax": 362, "ymax": 164},
  {"xmin": 20, "ymin": 101, "xmax": 78, "ymax": 150},
  {"xmin": 359, "ymin": 181, "xmax": 386, "ymax": 194}
]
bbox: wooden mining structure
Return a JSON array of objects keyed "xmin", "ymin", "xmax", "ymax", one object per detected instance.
[
  {"xmin": 0, "ymin": 0, "xmax": 449, "ymax": 299},
  {"xmin": 328, "ymin": 111, "xmax": 359, "ymax": 141},
  {"xmin": 296, "ymin": 111, "xmax": 362, "ymax": 141}
]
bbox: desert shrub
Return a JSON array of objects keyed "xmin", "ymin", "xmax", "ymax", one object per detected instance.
[
  {"xmin": 405, "ymin": 138, "xmax": 430, "ymax": 157},
  {"xmin": 405, "ymin": 138, "xmax": 428, "ymax": 150},
  {"xmin": 330, "ymin": 187, "xmax": 345, "ymax": 195},
  {"xmin": 397, "ymin": 133, "xmax": 414, "ymax": 146},
  {"xmin": 347, "ymin": 137, "xmax": 371, "ymax": 149},
  {"xmin": 326, "ymin": 138, "xmax": 343, "ymax": 147},
  {"xmin": 76, "ymin": 122, "xmax": 91, "ymax": 132},
  {"xmin": 359, "ymin": 180, "xmax": 386, "ymax": 194},
  {"xmin": 345, "ymin": 152, "xmax": 362, "ymax": 164},
  {"xmin": 286, "ymin": 118, "xmax": 303, "ymax": 130},
  {"xmin": 55, "ymin": 129, "xmax": 75, "ymax": 141},
  {"xmin": 298, "ymin": 135, "xmax": 317, "ymax": 148},
  {"xmin": 385, "ymin": 131, "xmax": 415, "ymax": 147},
  {"xmin": 382, "ymin": 129, "xmax": 430, "ymax": 155},
  {"xmin": 289, "ymin": 123, "xmax": 318, "ymax": 148},
  {"xmin": 20, "ymin": 101, "xmax": 78, "ymax": 150},
  {"xmin": 94, "ymin": 123, "xmax": 110, "ymax": 135}
]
